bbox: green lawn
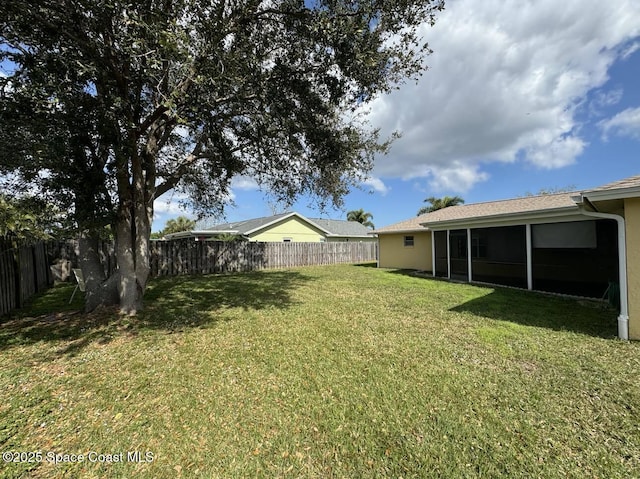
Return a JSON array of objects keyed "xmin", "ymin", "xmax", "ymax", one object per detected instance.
[{"xmin": 1, "ymin": 264, "xmax": 639, "ymax": 478}]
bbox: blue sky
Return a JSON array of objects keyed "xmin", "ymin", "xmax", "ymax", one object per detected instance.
[{"xmin": 154, "ymin": 0, "xmax": 640, "ymax": 232}]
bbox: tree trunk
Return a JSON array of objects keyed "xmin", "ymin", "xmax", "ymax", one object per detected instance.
[
  {"xmin": 78, "ymin": 232, "xmax": 119, "ymax": 312},
  {"xmin": 113, "ymin": 145, "xmax": 154, "ymax": 315}
]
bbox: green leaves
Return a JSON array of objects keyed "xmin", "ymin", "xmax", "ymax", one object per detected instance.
[
  {"xmin": 347, "ymin": 208, "xmax": 375, "ymax": 229},
  {"xmin": 418, "ymin": 196, "xmax": 465, "ymax": 216},
  {"xmin": 0, "ymin": 195, "xmax": 57, "ymax": 240}
]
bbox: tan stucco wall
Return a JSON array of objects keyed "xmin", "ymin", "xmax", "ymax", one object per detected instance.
[
  {"xmin": 378, "ymin": 232, "xmax": 432, "ymax": 271},
  {"xmin": 249, "ymin": 217, "xmax": 326, "ymax": 242},
  {"xmin": 625, "ymin": 197, "xmax": 640, "ymax": 340}
]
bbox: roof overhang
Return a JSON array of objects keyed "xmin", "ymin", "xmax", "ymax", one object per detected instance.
[
  {"xmin": 373, "ymin": 228, "xmax": 429, "ymax": 235},
  {"xmin": 578, "ymin": 185, "xmax": 640, "ymax": 202},
  {"xmin": 420, "ymin": 206, "xmax": 588, "ymax": 231},
  {"xmin": 327, "ymin": 234, "xmax": 376, "ymax": 238},
  {"xmin": 164, "ymin": 229, "xmax": 238, "ymax": 239}
]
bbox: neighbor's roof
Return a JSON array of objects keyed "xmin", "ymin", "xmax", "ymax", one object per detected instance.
[
  {"xmin": 197, "ymin": 212, "xmax": 316, "ymax": 236},
  {"xmin": 309, "ymin": 218, "xmax": 373, "ymax": 237},
  {"xmin": 195, "ymin": 212, "xmax": 373, "ymax": 237}
]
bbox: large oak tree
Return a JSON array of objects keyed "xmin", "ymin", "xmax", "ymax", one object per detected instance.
[{"xmin": 0, "ymin": 0, "xmax": 444, "ymax": 313}]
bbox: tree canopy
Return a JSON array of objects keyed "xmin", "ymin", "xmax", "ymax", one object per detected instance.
[
  {"xmin": 346, "ymin": 208, "xmax": 375, "ymax": 229},
  {"xmin": 524, "ymin": 185, "xmax": 577, "ymax": 196},
  {"xmin": 0, "ymin": 0, "xmax": 444, "ymax": 313},
  {"xmin": 417, "ymin": 196, "xmax": 464, "ymax": 216},
  {"xmin": 0, "ymin": 195, "xmax": 68, "ymax": 240}
]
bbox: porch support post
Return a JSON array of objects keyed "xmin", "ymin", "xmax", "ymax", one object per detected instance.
[
  {"xmin": 526, "ymin": 223, "xmax": 533, "ymax": 290},
  {"xmin": 431, "ymin": 229, "xmax": 436, "ymax": 277},
  {"xmin": 446, "ymin": 229, "xmax": 451, "ymax": 279},
  {"xmin": 467, "ymin": 228, "xmax": 472, "ymax": 282}
]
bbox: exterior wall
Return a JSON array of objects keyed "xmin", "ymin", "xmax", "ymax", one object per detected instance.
[
  {"xmin": 249, "ymin": 217, "xmax": 327, "ymax": 242},
  {"xmin": 625, "ymin": 197, "xmax": 640, "ymax": 340},
  {"xmin": 378, "ymin": 232, "xmax": 432, "ymax": 271}
]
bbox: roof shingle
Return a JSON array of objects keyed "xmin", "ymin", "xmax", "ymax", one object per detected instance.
[
  {"xmin": 583, "ymin": 174, "xmax": 640, "ymax": 193},
  {"xmin": 374, "ymin": 192, "xmax": 578, "ymax": 233},
  {"xmin": 198, "ymin": 212, "xmax": 372, "ymax": 237},
  {"xmin": 374, "ymin": 174, "xmax": 640, "ymax": 234}
]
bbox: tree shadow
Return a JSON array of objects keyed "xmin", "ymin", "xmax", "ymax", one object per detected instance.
[
  {"xmin": 0, "ymin": 270, "xmax": 314, "ymax": 357},
  {"xmin": 353, "ymin": 262, "xmax": 378, "ymax": 268}
]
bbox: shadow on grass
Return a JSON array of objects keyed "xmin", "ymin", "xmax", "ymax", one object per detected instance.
[
  {"xmin": 384, "ymin": 268, "xmax": 617, "ymax": 338},
  {"xmin": 353, "ymin": 261, "xmax": 378, "ymax": 268},
  {"xmin": 451, "ymin": 287, "xmax": 618, "ymax": 338},
  {"xmin": 0, "ymin": 270, "xmax": 313, "ymax": 356}
]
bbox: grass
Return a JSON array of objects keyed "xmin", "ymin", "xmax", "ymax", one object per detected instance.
[{"xmin": 1, "ymin": 264, "xmax": 639, "ymax": 478}]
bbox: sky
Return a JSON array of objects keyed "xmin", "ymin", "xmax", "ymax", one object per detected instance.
[{"xmin": 81, "ymin": 1, "xmax": 640, "ymax": 231}]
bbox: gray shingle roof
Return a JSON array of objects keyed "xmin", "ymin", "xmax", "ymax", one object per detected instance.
[
  {"xmin": 309, "ymin": 218, "xmax": 373, "ymax": 237},
  {"xmin": 199, "ymin": 212, "xmax": 298, "ymax": 235},
  {"xmin": 199, "ymin": 212, "xmax": 373, "ymax": 237}
]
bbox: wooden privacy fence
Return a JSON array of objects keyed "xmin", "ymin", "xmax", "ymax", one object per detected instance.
[
  {"xmin": 0, "ymin": 239, "xmax": 51, "ymax": 316},
  {"xmin": 150, "ymin": 240, "xmax": 378, "ymax": 276},
  {"xmin": 0, "ymin": 239, "xmax": 377, "ymax": 316}
]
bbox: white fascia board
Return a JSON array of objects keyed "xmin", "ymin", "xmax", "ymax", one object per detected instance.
[
  {"xmin": 422, "ymin": 208, "xmax": 588, "ymax": 231},
  {"xmin": 190, "ymin": 230, "xmax": 239, "ymax": 236},
  {"xmin": 165, "ymin": 230, "xmax": 239, "ymax": 239},
  {"xmin": 580, "ymin": 186, "xmax": 640, "ymax": 202},
  {"xmin": 163, "ymin": 231, "xmax": 194, "ymax": 239},
  {"xmin": 326, "ymin": 234, "xmax": 376, "ymax": 238},
  {"xmin": 374, "ymin": 228, "xmax": 430, "ymax": 235}
]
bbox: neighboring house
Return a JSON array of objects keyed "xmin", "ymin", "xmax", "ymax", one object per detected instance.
[
  {"xmin": 165, "ymin": 212, "xmax": 376, "ymax": 243},
  {"xmin": 373, "ymin": 174, "xmax": 640, "ymax": 340}
]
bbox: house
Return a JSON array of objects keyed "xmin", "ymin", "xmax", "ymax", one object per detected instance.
[
  {"xmin": 164, "ymin": 212, "xmax": 376, "ymax": 243},
  {"xmin": 373, "ymin": 175, "xmax": 640, "ymax": 340}
]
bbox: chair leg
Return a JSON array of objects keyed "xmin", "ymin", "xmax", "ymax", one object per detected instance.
[{"xmin": 69, "ymin": 285, "xmax": 78, "ymax": 304}]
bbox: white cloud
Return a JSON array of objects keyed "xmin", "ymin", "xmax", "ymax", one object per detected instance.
[
  {"xmin": 366, "ymin": 0, "xmax": 640, "ymax": 190},
  {"xmin": 621, "ymin": 41, "xmax": 640, "ymax": 60},
  {"xmin": 589, "ymin": 87, "xmax": 624, "ymax": 117},
  {"xmin": 231, "ymin": 176, "xmax": 260, "ymax": 190},
  {"xmin": 153, "ymin": 191, "xmax": 190, "ymax": 215},
  {"xmin": 362, "ymin": 176, "xmax": 390, "ymax": 195},
  {"xmin": 426, "ymin": 163, "xmax": 489, "ymax": 193},
  {"xmin": 599, "ymin": 106, "xmax": 640, "ymax": 140}
]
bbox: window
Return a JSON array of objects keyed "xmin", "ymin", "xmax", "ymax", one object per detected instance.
[
  {"xmin": 283, "ymin": 238, "xmax": 292, "ymax": 243},
  {"xmin": 404, "ymin": 235, "xmax": 414, "ymax": 247}
]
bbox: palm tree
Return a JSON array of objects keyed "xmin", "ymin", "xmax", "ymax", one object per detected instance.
[
  {"xmin": 161, "ymin": 216, "xmax": 196, "ymax": 235},
  {"xmin": 417, "ymin": 196, "xmax": 464, "ymax": 216},
  {"xmin": 346, "ymin": 208, "xmax": 375, "ymax": 229}
]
